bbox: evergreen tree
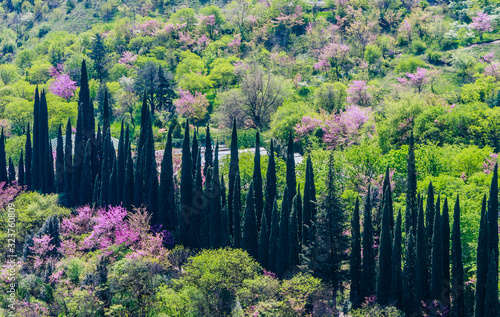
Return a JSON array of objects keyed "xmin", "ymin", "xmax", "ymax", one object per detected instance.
[
  {"xmin": 475, "ymin": 195, "xmax": 488, "ymax": 317},
  {"xmin": 486, "ymin": 164, "xmax": 498, "ymax": 298},
  {"xmin": 390, "ymin": 209, "xmax": 402, "ymax": 308},
  {"xmin": 179, "ymin": 121, "xmax": 193, "ymax": 246},
  {"xmin": 406, "ymin": 131, "xmax": 417, "ymax": 236},
  {"xmin": 362, "ymin": 186, "xmax": 376, "ymax": 298},
  {"xmin": 189, "ymin": 149, "xmax": 203, "ymax": 248},
  {"xmin": 40, "ymin": 91, "xmax": 53, "ymax": 193},
  {"xmin": 442, "ymin": 197, "xmax": 451, "ymax": 302},
  {"xmin": 24, "ymin": 123, "xmax": 31, "ymax": 188},
  {"xmin": 102, "ymin": 89, "xmax": 111, "ymax": 135},
  {"xmin": 116, "ymin": 121, "xmax": 125, "ymax": 204},
  {"xmin": 258, "ymin": 207, "xmax": 269, "ymax": 269},
  {"xmin": 191, "ymin": 130, "xmax": 198, "ymax": 180},
  {"xmin": 242, "ymin": 181, "xmax": 258, "ymax": 258},
  {"xmin": 79, "ymin": 140, "xmax": 93, "ymax": 205},
  {"xmin": 377, "ymin": 188, "xmax": 393, "ymax": 305},
  {"xmin": 0, "ymin": 129, "xmax": 7, "ymax": 183},
  {"xmin": 8, "ymin": 158, "xmax": 15, "ymax": 184},
  {"xmin": 296, "ymin": 185, "xmax": 303, "ymax": 249},
  {"xmin": 415, "ymin": 197, "xmax": 427, "ymax": 304},
  {"xmin": 265, "ymin": 139, "xmax": 277, "ymax": 226},
  {"xmin": 156, "ymin": 66, "xmax": 176, "ymax": 114},
  {"xmin": 100, "ymin": 129, "xmax": 112, "ymax": 207},
  {"xmin": 269, "ymin": 199, "xmax": 279, "ymax": 272},
  {"xmin": 92, "ymin": 172, "xmax": 100, "ymax": 208},
  {"xmin": 90, "ymin": 33, "xmax": 108, "ymax": 81},
  {"xmin": 286, "ymin": 132, "xmax": 296, "ymax": 207},
  {"xmin": 159, "ymin": 127, "xmax": 177, "ymax": 231},
  {"xmin": 228, "ymin": 119, "xmax": 239, "ymax": 237},
  {"xmin": 209, "ymin": 143, "xmax": 221, "ymax": 248},
  {"xmin": 203, "ymin": 124, "xmax": 213, "ymax": 177},
  {"xmin": 350, "ymin": 197, "xmax": 362, "ymax": 309},
  {"xmin": 253, "ymin": 131, "xmax": 263, "ymax": 229},
  {"xmin": 72, "ymin": 110, "xmax": 84, "ymax": 206},
  {"xmin": 146, "ymin": 120, "xmax": 158, "ymax": 220},
  {"xmin": 232, "ymin": 173, "xmax": 242, "ymax": 248},
  {"xmin": 302, "ymin": 156, "xmax": 316, "ymax": 248},
  {"xmin": 55, "ymin": 125, "xmax": 64, "ymax": 193},
  {"xmin": 484, "ymin": 251, "xmax": 499, "ymax": 316},
  {"xmin": 31, "ymin": 87, "xmax": 40, "ymax": 190},
  {"xmin": 220, "ymin": 173, "xmax": 230, "ymax": 247},
  {"xmin": 277, "ymin": 186, "xmax": 290, "ymax": 278},
  {"xmin": 430, "ymin": 198, "xmax": 443, "ymax": 302},
  {"xmin": 381, "ymin": 166, "xmax": 394, "ymax": 230},
  {"xmin": 18, "ymin": 151, "xmax": 24, "ymax": 186},
  {"xmin": 451, "ymin": 195, "xmax": 465, "ymax": 317},
  {"xmin": 426, "ymin": 182, "xmax": 435, "ymax": 251},
  {"xmin": 64, "ymin": 119, "xmax": 72, "ymax": 205},
  {"xmin": 109, "ymin": 158, "xmax": 117, "ymax": 207},
  {"xmin": 403, "ymin": 230, "xmax": 417, "ymax": 316},
  {"xmin": 288, "ymin": 194, "xmax": 300, "ymax": 270},
  {"xmin": 123, "ymin": 145, "xmax": 134, "ymax": 210}
]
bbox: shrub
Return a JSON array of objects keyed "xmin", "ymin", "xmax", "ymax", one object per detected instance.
[
  {"xmin": 412, "ymin": 40, "xmax": 427, "ymax": 55},
  {"xmin": 394, "ymin": 56, "xmax": 426, "ymax": 73},
  {"xmin": 427, "ymin": 50, "xmax": 443, "ymax": 65}
]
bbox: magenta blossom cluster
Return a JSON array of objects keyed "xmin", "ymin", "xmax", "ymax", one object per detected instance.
[
  {"xmin": 50, "ymin": 73, "xmax": 77, "ymax": 100},
  {"xmin": 346, "ymin": 80, "xmax": 371, "ymax": 107},
  {"xmin": 484, "ymin": 62, "xmax": 500, "ymax": 81},
  {"xmin": 313, "ymin": 43, "xmax": 350, "ymax": 71},
  {"xmin": 0, "ymin": 181, "xmax": 24, "ymax": 210},
  {"xmin": 135, "ymin": 19, "xmax": 163, "ymax": 36},
  {"xmin": 481, "ymin": 52, "xmax": 495, "ymax": 63},
  {"xmin": 483, "ymin": 152, "xmax": 498, "ymax": 174},
  {"xmin": 118, "ymin": 51, "xmax": 137, "ymax": 69},
  {"xmin": 397, "ymin": 67, "xmax": 429, "ymax": 93},
  {"xmin": 470, "ymin": 12, "xmax": 493, "ymax": 34},
  {"xmin": 174, "ymin": 89, "xmax": 209, "ymax": 120}
]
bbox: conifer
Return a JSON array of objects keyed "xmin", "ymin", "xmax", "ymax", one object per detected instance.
[
  {"xmin": 430, "ymin": 198, "xmax": 443, "ymax": 301},
  {"xmin": 109, "ymin": 157, "xmax": 117, "ymax": 207},
  {"xmin": 18, "ymin": 151, "xmax": 24, "ymax": 186},
  {"xmin": 475, "ymin": 195, "xmax": 488, "ymax": 317},
  {"xmin": 56, "ymin": 125, "xmax": 64, "ymax": 193},
  {"xmin": 31, "ymin": 87, "xmax": 40, "ymax": 189},
  {"xmin": 8, "ymin": 158, "xmax": 15, "ymax": 184},
  {"xmin": 24, "ymin": 123, "xmax": 32, "ymax": 188},
  {"xmin": 415, "ymin": 197, "xmax": 427, "ymax": 304},
  {"xmin": 228, "ymin": 119, "xmax": 239, "ymax": 237},
  {"xmin": 288, "ymin": 194, "xmax": 300, "ymax": 270},
  {"xmin": 179, "ymin": 120, "xmax": 193, "ymax": 246},
  {"xmin": 116, "ymin": 121, "xmax": 125, "ymax": 203},
  {"xmin": 79, "ymin": 140, "xmax": 93, "ymax": 205},
  {"xmin": 277, "ymin": 186, "xmax": 290, "ymax": 278},
  {"xmin": 484, "ymin": 251, "xmax": 499, "ymax": 316},
  {"xmin": 362, "ymin": 186, "xmax": 375, "ymax": 297},
  {"xmin": 390, "ymin": 209, "xmax": 402, "ymax": 308},
  {"xmin": 286, "ymin": 132, "xmax": 296, "ymax": 207},
  {"xmin": 242, "ymin": 181, "xmax": 258, "ymax": 258},
  {"xmin": 203, "ymin": 124, "xmax": 213, "ymax": 177},
  {"xmin": 159, "ymin": 127, "xmax": 177, "ymax": 231},
  {"xmin": 269, "ymin": 199, "xmax": 279, "ymax": 272},
  {"xmin": 253, "ymin": 131, "xmax": 263, "ymax": 229},
  {"xmin": 0, "ymin": 129, "xmax": 7, "ymax": 183},
  {"xmin": 64, "ymin": 119, "xmax": 72, "ymax": 204},
  {"xmin": 486, "ymin": 164, "xmax": 498, "ymax": 297},
  {"xmin": 451, "ymin": 195, "xmax": 465, "ymax": 317},
  {"xmin": 377, "ymin": 187, "xmax": 393, "ymax": 305},
  {"xmin": 232, "ymin": 173, "xmax": 242, "ymax": 248},
  {"xmin": 123, "ymin": 145, "xmax": 134, "ymax": 210},
  {"xmin": 350, "ymin": 197, "xmax": 362, "ymax": 308},
  {"xmin": 406, "ymin": 131, "xmax": 417, "ymax": 236},
  {"xmin": 265, "ymin": 139, "xmax": 277, "ymax": 226},
  {"xmin": 442, "ymin": 197, "xmax": 450, "ymax": 301},
  {"xmin": 258, "ymin": 207, "xmax": 269, "ymax": 269}
]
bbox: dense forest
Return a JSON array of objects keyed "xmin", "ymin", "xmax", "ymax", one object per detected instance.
[{"xmin": 0, "ymin": 0, "xmax": 500, "ymax": 315}]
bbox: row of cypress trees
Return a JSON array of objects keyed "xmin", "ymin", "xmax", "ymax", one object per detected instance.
[{"xmin": 349, "ymin": 133, "xmax": 499, "ymax": 316}]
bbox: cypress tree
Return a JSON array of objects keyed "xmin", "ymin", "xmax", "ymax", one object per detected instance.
[
  {"xmin": 390, "ymin": 209, "xmax": 402, "ymax": 308},
  {"xmin": 296, "ymin": 185, "xmax": 303, "ymax": 248},
  {"xmin": 100, "ymin": 129, "xmax": 112, "ymax": 207},
  {"xmin": 40, "ymin": 91, "xmax": 54, "ymax": 193},
  {"xmin": 253, "ymin": 131, "xmax": 263, "ymax": 230},
  {"xmin": 203, "ymin": 124, "xmax": 213, "ymax": 177},
  {"xmin": 377, "ymin": 188, "xmax": 392, "ymax": 305},
  {"xmin": 159, "ymin": 127, "xmax": 177, "ymax": 231},
  {"xmin": 362, "ymin": 186, "xmax": 375, "ymax": 298},
  {"xmin": 79, "ymin": 60, "xmax": 94, "ymax": 141},
  {"xmin": 116, "ymin": 121, "xmax": 125, "ymax": 204},
  {"xmin": 451, "ymin": 195, "xmax": 465, "ymax": 317},
  {"xmin": 109, "ymin": 157, "xmax": 117, "ymax": 207},
  {"xmin": 403, "ymin": 230, "xmax": 417, "ymax": 316},
  {"xmin": 31, "ymin": 87, "xmax": 40, "ymax": 190},
  {"xmin": 286, "ymin": 132, "xmax": 296, "ymax": 207},
  {"xmin": 381, "ymin": 166, "xmax": 394, "ymax": 230},
  {"xmin": 258, "ymin": 207, "xmax": 269, "ymax": 269},
  {"xmin": 18, "ymin": 151, "xmax": 24, "ymax": 186},
  {"xmin": 102, "ymin": 89, "xmax": 111, "ymax": 134},
  {"xmin": 134, "ymin": 144, "xmax": 144, "ymax": 207},
  {"xmin": 426, "ymin": 182, "xmax": 435, "ymax": 251},
  {"xmin": 0, "ymin": 129, "xmax": 7, "ymax": 183},
  {"xmin": 191, "ymin": 130, "xmax": 198, "ymax": 180},
  {"xmin": 228, "ymin": 119, "xmax": 239, "ymax": 237},
  {"xmin": 72, "ymin": 110, "xmax": 84, "ymax": 206},
  {"xmin": 406, "ymin": 131, "xmax": 417, "ymax": 236},
  {"xmin": 277, "ymin": 186, "xmax": 290, "ymax": 278},
  {"xmin": 220, "ymin": 173, "xmax": 230, "ymax": 247},
  {"xmin": 232, "ymin": 173, "xmax": 242, "ymax": 248},
  {"xmin": 64, "ymin": 119, "xmax": 72, "ymax": 204},
  {"xmin": 486, "ymin": 164, "xmax": 498, "ymax": 297},
  {"xmin": 242, "ymin": 181, "xmax": 258, "ymax": 258},
  {"xmin": 179, "ymin": 120, "xmax": 193, "ymax": 246},
  {"xmin": 210, "ymin": 143, "xmax": 221, "ymax": 248},
  {"xmin": 269, "ymin": 199, "xmax": 279, "ymax": 272},
  {"xmin": 442, "ymin": 197, "xmax": 451, "ymax": 302},
  {"xmin": 415, "ymin": 197, "xmax": 427, "ymax": 304},
  {"xmin": 265, "ymin": 140, "xmax": 277, "ymax": 226},
  {"xmin": 123, "ymin": 146, "xmax": 134, "ymax": 210},
  {"xmin": 484, "ymin": 251, "xmax": 499, "ymax": 316},
  {"xmin": 200, "ymin": 167, "xmax": 212, "ymax": 249},
  {"xmin": 350, "ymin": 197, "xmax": 362, "ymax": 309},
  {"xmin": 302, "ymin": 156, "xmax": 316, "ymax": 247},
  {"xmin": 430, "ymin": 198, "xmax": 443, "ymax": 302},
  {"xmin": 146, "ymin": 123, "xmax": 158, "ymax": 221},
  {"xmin": 24, "ymin": 123, "xmax": 31, "ymax": 188},
  {"xmin": 190, "ymin": 148, "xmax": 203, "ymax": 248},
  {"xmin": 288, "ymin": 194, "xmax": 300, "ymax": 270},
  {"xmin": 55, "ymin": 125, "xmax": 64, "ymax": 193},
  {"xmin": 79, "ymin": 140, "xmax": 93, "ymax": 205},
  {"xmin": 8, "ymin": 158, "xmax": 15, "ymax": 184},
  {"xmin": 475, "ymin": 195, "xmax": 488, "ymax": 317}
]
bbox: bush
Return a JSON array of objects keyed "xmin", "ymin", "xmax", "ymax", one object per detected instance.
[
  {"xmin": 427, "ymin": 50, "xmax": 443, "ymax": 65},
  {"xmin": 364, "ymin": 44, "xmax": 382, "ymax": 64},
  {"xmin": 394, "ymin": 56, "xmax": 426, "ymax": 74},
  {"xmin": 314, "ymin": 82, "xmax": 347, "ymax": 112}
]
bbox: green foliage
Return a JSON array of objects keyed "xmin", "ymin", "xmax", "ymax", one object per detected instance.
[
  {"xmin": 314, "ymin": 82, "xmax": 347, "ymax": 112},
  {"xmin": 270, "ymin": 101, "xmax": 314, "ymax": 141},
  {"xmin": 394, "ymin": 56, "xmax": 426, "ymax": 73},
  {"xmin": 412, "ymin": 40, "xmax": 427, "ymax": 55},
  {"xmin": 364, "ymin": 44, "xmax": 382, "ymax": 64}
]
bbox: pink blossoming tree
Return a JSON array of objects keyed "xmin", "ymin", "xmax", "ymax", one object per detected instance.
[
  {"xmin": 346, "ymin": 80, "xmax": 372, "ymax": 107},
  {"xmin": 396, "ymin": 67, "xmax": 429, "ymax": 93},
  {"xmin": 470, "ymin": 12, "xmax": 493, "ymax": 40},
  {"xmin": 174, "ymin": 89, "xmax": 209, "ymax": 121},
  {"xmin": 49, "ymin": 71, "xmax": 77, "ymax": 101}
]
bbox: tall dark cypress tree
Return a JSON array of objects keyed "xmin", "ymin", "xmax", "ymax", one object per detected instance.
[
  {"xmin": 109, "ymin": 158, "xmax": 118, "ymax": 207},
  {"xmin": 451, "ymin": 195, "xmax": 465, "ymax": 317},
  {"xmin": 203, "ymin": 124, "xmax": 213, "ymax": 178},
  {"xmin": 258, "ymin": 206, "xmax": 269, "ymax": 269},
  {"xmin": 442, "ymin": 197, "xmax": 450, "ymax": 303},
  {"xmin": 390, "ymin": 209, "xmax": 402, "ymax": 308},
  {"xmin": 123, "ymin": 144, "xmax": 134, "ymax": 211},
  {"xmin": 475, "ymin": 195, "xmax": 488, "ymax": 317},
  {"xmin": 253, "ymin": 131, "xmax": 263, "ymax": 230},
  {"xmin": 55, "ymin": 125, "xmax": 64, "ymax": 193},
  {"xmin": 191, "ymin": 130, "xmax": 198, "ymax": 180},
  {"xmin": 100, "ymin": 129, "xmax": 112, "ymax": 208},
  {"xmin": 64, "ymin": 119, "xmax": 72, "ymax": 205},
  {"xmin": 302, "ymin": 156, "xmax": 316, "ymax": 247},
  {"xmin": 159, "ymin": 127, "xmax": 177, "ymax": 231},
  {"xmin": 362, "ymin": 186, "xmax": 375, "ymax": 298},
  {"xmin": 116, "ymin": 121, "xmax": 125, "ymax": 204},
  {"xmin": 484, "ymin": 251, "xmax": 498, "ymax": 316},
  {"xmin": 31, "ymin": 87, "xmax": 40, "ymax": 190},
  {"xmin": 146, "ymin": 120, "xmax": 158, "ymax": 221},
  {"xmin": 415, "ymin": 197, "xmax": 427, "ymax": 305},
  {"xmin": 18, "ymin": 151, "xmax": 24, "ymax": 186},
  {"xmin": 40, "ymin": 91, "xmax": 54, "ymax": 194},
  {"xmin": 79, "ymin": 140, "xmax": 93, "ymax": 205},
  {"xmin": 264, "ymin": 140, "xmax": 277, "ymax": 226},
  {"xmin": 228, "ymin": 119, "xmax": 239, "ymax": 237},
  {"xmin": 381, "ymin": 166, "xmax": 394, "ymax": 230},
  {"xmin": 406, "ymin": 131, "xmax": 417, "ymax": 236},
  {"xmin": 200, "ymin": 167, "xmax": 212, "ymax": 249},
  {"xmin": 92, "ymin": 173, "xmax": 100, "ymax": 208},
  {"xmin": 242, "ymin": 181, "xmax": 258, "ymax": 258},
  {"xmin": 210, "ymin": 143, "xmax": 221, "ymax": 248},
  {"xmin": 190, "ymin": 149, "xmax": 203, "ymax": 248},
  {"xmin": 79, "ymin": 60, "xmax": 94, "ymax": 141},
  {"xmin": 426, "ymin": 182, "xmax": 435, "ymax": 249},
  {"xmin": 179, "ymin": 120, "xmax": 192, "ymax": 246},
  {"xmin": 220, "ymin": 173, "xmax": 230, "ymax": 247},
  {"xmin": 232, "ymin": 173, "xmax": 242, "ymax": 248},
  {"xmin": 430, "ymin": 199, "xmax": 443, "ymax": 302},
  {"xmin": 268, "ymin": 199, "xmax": 279, "ymax": 272},
  {"xmin": 486, "ymin": 164, "xmax": 498, "ymax": 300},
  {"xmin": 350, "ymin": 197, "xmax": 362, "ymax": 309},
  {"xmin": 403, "ymin": 229, "xmax": 417, "ymax": 316},
  {"xmin": 286, "ymin": 132, "xmax": 296, "ymax": 208},
  {"xmin": 8, "ymin": 158, "xmax": 15, "ymax": 184},
  {"xmin": 377, "ymin": 188, "xmax": 392, "ymax": 305},
  {"xmin": 288, "ymin": 194, "xmax": 300, "ymax": 270},
  {"xmin": 277, "ymin": 186, "xmax": 290, "ymax": 278},
  {"xmin": 296, "ymin": 185, "xmax": 303, "ymax": 248},
  {"xmin": 102, "ymin": 89, "xmax": 111, "ymax": 134},
  {"xmin": 72, "ymin": 110, "xmax": 84, "ymax": 206},
  {"xmin": 24, "ymin": 124, "xmax": 32, "ymax": 188},
  {"xmin": 0, "ymin": 129, "xmax": 7, "ymax": 183}
]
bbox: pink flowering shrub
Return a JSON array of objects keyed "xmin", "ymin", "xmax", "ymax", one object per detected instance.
[
  {"xmin": 470, "ymin": 12, "xmax": 493, "ymax": 39},
  {"xmin": 484, "ymin": 62, "xmax": 500, "ymax": 81},
  {"xmin": 346, "ymin": 81, "xmax": 371, "ymax": 107},
  {"xmin": 396, "ymin": 67, "xmax": 429, "ymax": 92},
  {"xmin": 481, "ymin": 52, "xmax": 495, "ymax": 63},
  {"xmin": 0, "ymin": 181, "xmax": 24, "ymax": 210},
  {"xmin": 118, "ymin": 51, "xmax": 137, "ymax": 68},
  {"xmin": 174, "ymin": 89, "xmax": 209, "ymax": 121},
  {"xmin": 313, "ymin": 43, "xmax": 350, "ymax": 76},
  {"xmin": 60, "ymin": 205, "xmax": 94, "ymax": 236},
  {"xmin": 136, "ymin": 19, "xmax": 163, "ymax": 36},
  {"xmin": 49, "ymin": 72, "xmax": 77, "ymax": 101},
  {"xmin": 29, "ymin": 234, "xmax": 55, "ymax": 270},
  {"xmin": 483, "ymin": 152, "xmax": 498, "ymax": 174}
]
